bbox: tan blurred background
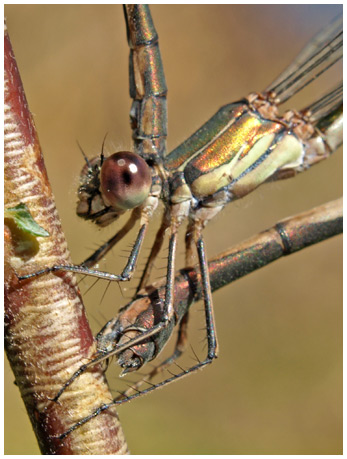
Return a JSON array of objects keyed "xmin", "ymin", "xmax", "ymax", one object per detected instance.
[{"xmin": 4, "ymin": 5, "xmax": 342, "ymax": 455}]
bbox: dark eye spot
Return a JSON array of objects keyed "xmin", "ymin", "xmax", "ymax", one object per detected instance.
[{"xmin": 122, "ymin": 171, "xmax": 132, "ymax": 186}]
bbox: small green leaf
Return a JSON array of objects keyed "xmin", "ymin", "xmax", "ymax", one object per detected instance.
[{"xmin": 5, "ymin": 203, "xmax": 50, "ymax": 237}]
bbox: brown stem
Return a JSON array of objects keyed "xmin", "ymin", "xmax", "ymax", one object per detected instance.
[{"xmin": 4, "ymin": 23, "xmax": 128, "ymax": 455}]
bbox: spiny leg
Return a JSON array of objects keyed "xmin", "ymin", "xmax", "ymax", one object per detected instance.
[
  {"xmin": 18, "ymin": 220, "xmax": 148, "ymax": 283},
  {"xmin": 162, "ymin": 229, "xmax": 178, "ymax": 323},
  {"xmin": 149, "ymin": 202, "xmax": 193, "ymax": 329},
  {"xmin": 81, "ymin": 209, "xmax": 139, "ymax": 268},
  {"xmin": 135, "ymin": 209, "xmax": 170, "ymax": 295},
  {"xmin": 59, "ymin": 232, "xmax": 219, "ymax": 440},
  {"xmin": 195, "ymin": 235, "xmax": 219, "ymax": 360},
  {"xmin": 185, "ymin": 219, "xmax": 197, "ymax": 268}
]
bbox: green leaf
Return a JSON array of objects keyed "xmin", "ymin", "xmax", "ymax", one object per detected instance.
[{"xmin": 5, "ymin": 203, "xmax": 50, "ymax": 237}]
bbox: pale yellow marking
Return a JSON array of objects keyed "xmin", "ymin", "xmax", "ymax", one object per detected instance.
[
  {"xmin": 230, "ymin": 133, "xmax": 275, "ymax": 179},
  {"xmin": 232, "ymin": 134, "xmax": 303, "ymax": 198},
  {"xmin": 190, "ymin": 144, "xmax": 245, "ymax": 197}
]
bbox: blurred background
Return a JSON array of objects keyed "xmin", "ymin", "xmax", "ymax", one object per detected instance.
[{"xmin": 5, "ymin": 5, "xmax": 342, "ymax": 455}]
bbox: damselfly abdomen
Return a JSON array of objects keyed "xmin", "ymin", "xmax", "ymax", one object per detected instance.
[{"xmin": 5, "ymin": 5, "xmax": 342, "ymax": 454}]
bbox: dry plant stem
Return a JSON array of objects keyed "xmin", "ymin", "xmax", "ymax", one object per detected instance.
[{"xmin": 4, "ymin": 25, "xmax": 128, "ymax": 454}]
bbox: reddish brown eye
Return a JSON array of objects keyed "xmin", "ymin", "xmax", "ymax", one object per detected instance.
[{"xmin": 100, "ymin": 151, "xmax": 152, "ymax": 211}]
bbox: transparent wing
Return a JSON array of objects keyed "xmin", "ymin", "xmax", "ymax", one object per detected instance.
[
  {"xmin": 305, "ymin": 82, "xmax": 342, "ymax": 123},
  {"xmin": 266, "ymin": 15, "xmax": 342, "ymax": 104}
]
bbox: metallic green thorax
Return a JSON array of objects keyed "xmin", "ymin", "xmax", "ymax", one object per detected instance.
[{"xmin": 165, "ymin": 102, "xmax": 304, "ymax": 206}]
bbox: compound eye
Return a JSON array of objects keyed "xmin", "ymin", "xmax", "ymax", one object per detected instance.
[{"xmin": 100, "ymin": 151, "xmax": 152, "ymax": 211}]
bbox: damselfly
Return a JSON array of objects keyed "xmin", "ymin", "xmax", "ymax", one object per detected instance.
[{"xmin": 6, "ymin": 4, "xmax": 344, "ymax": 456}]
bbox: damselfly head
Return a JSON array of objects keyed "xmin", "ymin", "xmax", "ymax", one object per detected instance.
[{"xmin": 76, "ymin": 151, "xmax": 152, "ymax": 227}]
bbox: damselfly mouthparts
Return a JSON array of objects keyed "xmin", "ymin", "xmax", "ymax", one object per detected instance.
[{"xmin": 6, "ymin": 5, "xmax": 344, "ymax": 454}]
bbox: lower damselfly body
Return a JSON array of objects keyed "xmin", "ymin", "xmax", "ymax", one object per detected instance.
[{"xmin": 6, "ymin": 5, "xmax": 342, "ymax": 454}]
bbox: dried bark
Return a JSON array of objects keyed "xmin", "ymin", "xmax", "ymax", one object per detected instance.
[{"xmin": 4, "ymin": 23, "xmax": 128, "ymax": 455}]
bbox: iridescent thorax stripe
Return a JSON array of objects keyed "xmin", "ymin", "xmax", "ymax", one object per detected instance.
[
  {"xmin": 165, "ymin": 103, "xmax": 247, "ymax": 171},
  {"xmin": 166, "ymin": 102, "xmax": 305, "ymax": 200}
]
